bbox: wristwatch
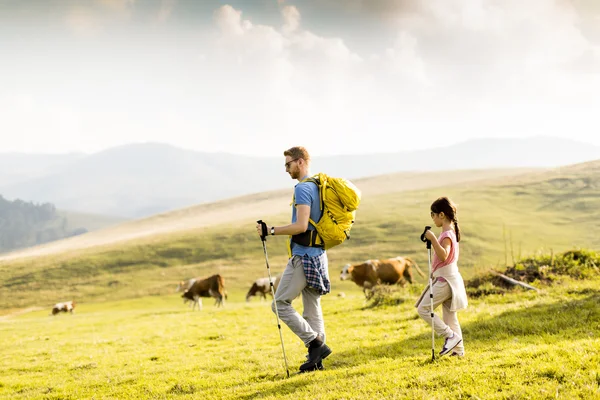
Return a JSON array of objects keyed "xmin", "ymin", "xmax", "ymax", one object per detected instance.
[{"xmin": 270, "ymin": 226, "xmax": 275, "ymax": 235}]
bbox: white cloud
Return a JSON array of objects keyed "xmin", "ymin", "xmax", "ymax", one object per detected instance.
[
  {"xmin": 2, "ymin": 1, "xmax": 599, "ymax": 156},
  {"xmin": 214, "ymin": 5, "xmax": 246, "ymax": 36},
  {"xmin": 281, "ymin": 5, "xmax": 300, "ymax": 35},
  {"xmin": 203, "ymin": 5, "xmax": 376, "ymax": 152}
]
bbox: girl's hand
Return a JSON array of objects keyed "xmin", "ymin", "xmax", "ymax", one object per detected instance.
[{"xmin": 424, "ymin": 230, "xmax": 436, "ymax": 242}]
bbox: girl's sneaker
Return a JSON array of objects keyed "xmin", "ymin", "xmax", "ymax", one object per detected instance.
[{"xmin": 439, "ymin": 333, "xmax": 462, "ymax": 356}]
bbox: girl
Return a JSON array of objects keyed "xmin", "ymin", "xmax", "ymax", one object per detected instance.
[{"xmin": 415, "ymin": 196, "xmax": 468, "ymax": 356}]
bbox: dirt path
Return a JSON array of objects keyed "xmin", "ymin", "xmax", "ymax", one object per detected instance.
[{"xmin": 0, "ymin": 307, "xmax": 44, "ymax": 321}]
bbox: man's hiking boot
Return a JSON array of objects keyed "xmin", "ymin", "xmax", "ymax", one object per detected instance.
[
  {"xmin": 300, "ymin": 353, "xmax": 324, "ymax": 373},
  {"xmin": 299, "ymin": 360, "xmax": 324, "ymax": 373},
  {"xmin": 439, "ymin": 333, "xmax": 462, "ymax": 356},
  {"xmin": 299, "ymin": 336, "xmax": 331, "ymax": 372}
]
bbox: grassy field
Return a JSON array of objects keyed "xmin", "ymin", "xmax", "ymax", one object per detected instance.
[
  {"xmin": 1, "ymin": 161, "xmax": 600, "ymax": 398},
  {"xmin": 0, "ymin": 275, "xmax": 598, "ymax": 399}
]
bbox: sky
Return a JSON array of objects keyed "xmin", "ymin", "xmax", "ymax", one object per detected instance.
[{"xmin": 1, "ymin": 0, "xmax": 599, "ymax": 156}]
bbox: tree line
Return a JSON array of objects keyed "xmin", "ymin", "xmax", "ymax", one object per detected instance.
[{"xmin": 0, "ymin": 195, "xmax": 86, "ymax": 253}]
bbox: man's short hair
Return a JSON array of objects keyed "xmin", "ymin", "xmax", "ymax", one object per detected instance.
[{"xmin": 283, "ymin": 146, "xmax": 311, "ymax": 162}]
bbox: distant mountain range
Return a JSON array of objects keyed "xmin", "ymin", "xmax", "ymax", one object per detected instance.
[{"xmin": 1, "ymin": 136, "xmax": 599, "ymax": 218}]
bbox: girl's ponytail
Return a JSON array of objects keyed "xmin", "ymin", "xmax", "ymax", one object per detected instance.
[{"xmin": 454, "ymin": 220, "xmax": 461, "ymax": 242}]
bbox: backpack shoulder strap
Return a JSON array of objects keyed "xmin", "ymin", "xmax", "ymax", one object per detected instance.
[
  {"xmin": 293, "ymin": 176, "xmax": 319, "ymax": 203},
  {"xmin": 300, "ymin": 176, "xmax": 319, "ymax": 185},
  {"xmin": 300, "ymin": 176, "xmax": 322, "ymax": 211}
]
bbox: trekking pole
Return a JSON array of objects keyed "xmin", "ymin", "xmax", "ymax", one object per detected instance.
[
  {"xmin": 420, "ymin": 225, "xmax": 435, "ymax": 361},
  {"xmin": 257, "ymin": 220, "xmax": 290, "ymax": 378}
]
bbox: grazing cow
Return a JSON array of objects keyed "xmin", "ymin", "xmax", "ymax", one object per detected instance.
[
  {"xmin": 246, "ymin": 275, "xmax": 281, "ymax": 302},
  {"xmin": 340, "ymin": 256, "xmax": 425, "ymax": 297},
  {"xmin": 51, "ymin": 301, "xmax": 75, "ymax": 316},
  {"xmin": 181, "ymin": 274, "xmax": 226, "ymax": 311}
]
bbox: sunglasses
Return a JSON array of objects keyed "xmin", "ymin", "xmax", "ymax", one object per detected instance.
[{"xmin": 285, "ymin": 158, "xmax": 299, "ymax": 168}]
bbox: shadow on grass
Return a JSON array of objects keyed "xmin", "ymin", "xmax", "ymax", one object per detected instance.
[{"xmin": 238, "ymin": 292, "xmax": 600, "ymax": 399}]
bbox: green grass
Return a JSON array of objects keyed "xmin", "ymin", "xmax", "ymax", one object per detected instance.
[{"xmin": 0, "ymin": 276, "xmax": 598, "ymax": 399}]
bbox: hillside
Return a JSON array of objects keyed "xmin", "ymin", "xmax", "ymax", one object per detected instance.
[
  {"xmin": 0, "ymin": 160, "xmax": 599, "ymax": 312},
  {"xmin": 0, "ymin": 167, "xmax": 537, "ymax": 262}
]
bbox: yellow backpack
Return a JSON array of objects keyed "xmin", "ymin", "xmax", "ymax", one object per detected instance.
[{"xmin": 298, "ymin": 172, "xmax": 361, "ymax": 250}]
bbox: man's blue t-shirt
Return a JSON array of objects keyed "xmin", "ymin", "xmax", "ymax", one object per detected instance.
[{"xmin": 291, "ymin": 177, "xmax": 325, "ymax": 257}]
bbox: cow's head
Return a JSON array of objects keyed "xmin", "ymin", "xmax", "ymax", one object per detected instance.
[{"xmin": 340, "ymin": 264, "xmax": 353, "ymax": 280}]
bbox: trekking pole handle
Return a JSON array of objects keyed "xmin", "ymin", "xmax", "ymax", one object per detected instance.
[
  {"xmin": 257, "ymin": 220, "xmax": 268, "ymax": 242},
  {"xmin": 420, "ymin": 226, "xmax": 432, "ymax": 249}
]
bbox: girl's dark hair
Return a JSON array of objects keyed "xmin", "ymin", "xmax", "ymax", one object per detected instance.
[{"xmin": 430, "ymin": 197, "xmax": 461, "ymax": 242}]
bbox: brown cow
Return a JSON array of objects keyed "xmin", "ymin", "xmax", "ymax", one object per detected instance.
[
  {"xmin": 246, "ymin": 276, "xmax": 281, "ymax": 302},
  {"xmin": 181, "ymin": 274, "xmax": 226, "ymax": 311},
  {"xmin": 340, "ymin": 256, "xmax": 425, "ymax": 297},
  {"xmin": 51, "ymin": 301, "xmax": 75, "ymax": 315}
]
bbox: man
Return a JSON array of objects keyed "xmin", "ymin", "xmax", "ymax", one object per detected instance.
[{"xmin": 255, "ymin": 146, "xmax": 332, "ymax": 373}]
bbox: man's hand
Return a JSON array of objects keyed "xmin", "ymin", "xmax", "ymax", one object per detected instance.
[
  {"xmin": 256, "ymin": 222, "xmax": 263, "ymax": 236},
  {"xmin": 256, "ymin": 221, "xmax": 268, "ymax": 238}
]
